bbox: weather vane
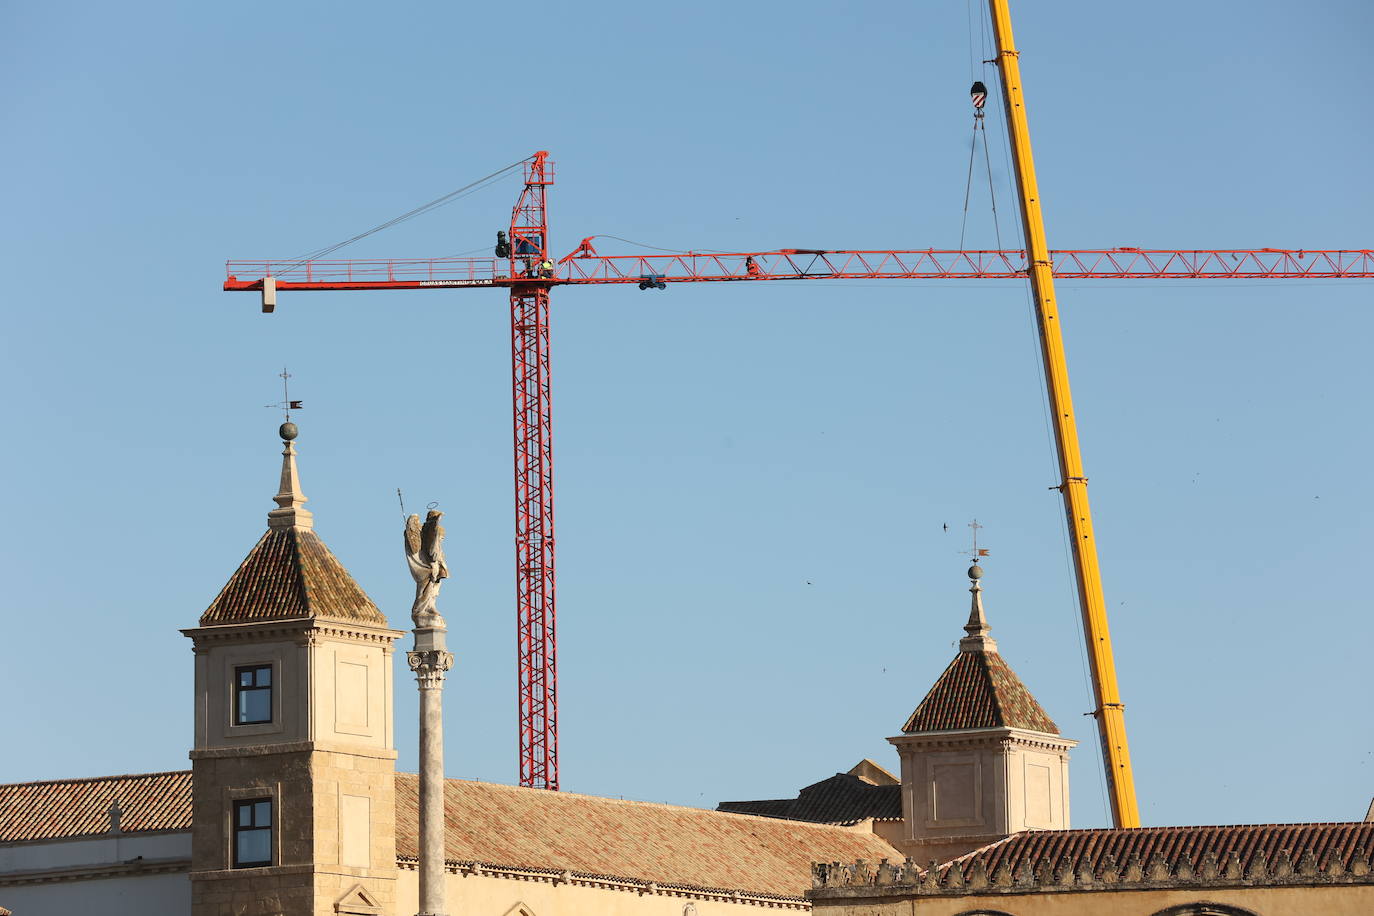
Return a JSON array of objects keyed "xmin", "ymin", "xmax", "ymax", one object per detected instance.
[
  {"xmin": 265, "ymin": 367, "xmax": 303, "ymax": 420},
  {"xmin": 967, "ymin": 519, "xmax": 990, "ymax": 563}
]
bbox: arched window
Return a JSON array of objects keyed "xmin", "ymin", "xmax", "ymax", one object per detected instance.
[{"xmin": 1150, "ymin": 904, "xmax": 1261, "ymax": 916}]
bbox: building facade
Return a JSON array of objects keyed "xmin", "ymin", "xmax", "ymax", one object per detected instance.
[
  {"xmin": 0, "ymin": 427, "xmax": 901, "ymax": 915},
  {"xmin": 3, "ymin": 429, "xmax": 1370, "ymax": 916}
]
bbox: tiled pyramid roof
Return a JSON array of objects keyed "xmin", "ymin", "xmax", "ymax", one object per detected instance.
[
  {"xmin": 394, "ymin": 774, "xmax": 901, "ymax": 898},
  {"xmin": 0, "ymin": 771, "xmax": 191, "ymax": 842},
  {"xmin": 199, "ymin": 526, "xmax": 387, "ymax": 627},
  {"xmin": 718, "ymin": 772, "xmax": 902, "ymax": 825},
  {"xmin": 902, "ymin": 646, "xmax": 1058, "ymax": 734}
]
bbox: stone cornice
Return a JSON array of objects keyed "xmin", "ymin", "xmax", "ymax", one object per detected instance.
[
  {"xmin": 189, "ymin": 740, "xmax": 398, "ymax": 761},
  {"xmin": 191, "ymin": 863, "xmax": 396, "ymax": 883},
  {"xmin": 889, "ymin": 726, "xmax": 1076, "ymax": 753},
  {"xmin": 0, "ymin": 827, "xmax": 189, "ymax": 850},
  {"xmin": 394, "ymin": 856, "xmax": 810, "ymax": 910},
  {"xmin": 182, "ymin": 619, "xmax": 405, "ymax": 648},
  {"xmin": 0, "ymin": 856, "xmax": 190, "ymax": 887},
  {"xmin": 808, "ymin": 847, "xmax": 1374, "ymax": 900}
]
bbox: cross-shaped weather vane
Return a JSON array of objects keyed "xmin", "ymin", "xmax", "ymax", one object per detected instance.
[
  {"xmin": 265, "ymin": 367, "xmax": 303, "ymax": 420},
  {"xmin": 967, "ymin": 519, "xmax": 991, "ymax": 563}
]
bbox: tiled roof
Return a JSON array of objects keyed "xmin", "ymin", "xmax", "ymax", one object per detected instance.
[
  {"xmin": 902, "ymin": 647, "xmax": 1058, "ymax": 734},
  {"xmin": 0, "ymin": 771, "xmax": 191, "ymax": 842},
  {"xmin": 951, "ymin": 823, "xmax": 1374, "ymax": 875},
  {"xmin": 199, "ymin": 526, "xmax": 387, "ymax": 627},
  {"xmin": 716, "ymin": 798, "xmax": 796, "ymax": 819},
  {"xmin": 395, "ymin": 774, "xmax": 900, "ymax": 898},
  {"xmin": 718, "ymin": 773, "xmax": 902, "ymax": 826}
]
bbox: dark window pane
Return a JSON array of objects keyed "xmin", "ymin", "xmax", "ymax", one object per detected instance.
[
  {"xmin": 238, "ymin": 690, "xmax": 270, "ymax": 724},
  {"xmin": 233, "ymin": 799, "xmax": 273, "ymax": 867},
  {"xmin": 236, "ymin": 827, "xmax": 270, "ymax": 866},
  {"xmin": 239, "ymin": 670, "xmax": 253, "ymax": 686},
  {"xmin": 257, "ymin": 667, "xmax": 270, "ymax": 687}
]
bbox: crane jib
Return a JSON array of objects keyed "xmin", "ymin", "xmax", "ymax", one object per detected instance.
[{"xmin": 224, "ymin": 248, "xmax": 1374, "ymax": 293}]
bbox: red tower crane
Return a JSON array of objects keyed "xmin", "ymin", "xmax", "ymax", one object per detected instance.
[{"xmin": 225, "ymin": 159, "xmax": 1371, "ymax": 793}]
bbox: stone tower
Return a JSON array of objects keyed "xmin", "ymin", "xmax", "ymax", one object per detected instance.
[
  {"xmin": 887, "ymin": 565, "xmax": 1076, "ymax": 863},
  {"xmin": 183, "ymin": 424, "xmax": 404, "ymax": 916}
]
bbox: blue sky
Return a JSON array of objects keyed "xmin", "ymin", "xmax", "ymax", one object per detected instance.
[{"xmin": 2, "ymin": 1, "xmax": 1370, "ymax": 830}]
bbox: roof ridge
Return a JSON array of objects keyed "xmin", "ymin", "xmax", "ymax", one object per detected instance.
[
  {"xmin": 0, "ymin": 769, "xmax": 191, "ymax": 790},
  {"xmin": 398, "ymin": 772, "xmax": 895, "ymax": 836},
  {"xmin": 1000, "ymin": 822, "xmax": 1374, "ymax": 835},
  {"xmin": 977, "ymin": 650, "xmax": 1006, "ymax": 724},
  {"xmin": 290, "ymin": 524, "xmax": 309, "ymax": 610},
  {"xmin": 393, "ymin": 856, "xmax": 811, "ymax": 903}
]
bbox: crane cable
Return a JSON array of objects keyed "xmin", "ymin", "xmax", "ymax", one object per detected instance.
[
  {"xmin": 980, "ymin": 115, "xmax": 1005, "ymax": 250},
  {"xmin": 959, "ymin": 0, "xmax": 1004, "ymax": 251},
  {"xmin": 958, "ymin": 121, "xmax": 979, "ymax": 250},
  {"xmin": 579, "ymin": 234, "xmax": 733, "ymax": 256},
  {"xmin": 274, "ymin": 156, "xmax": 530, "ymax": 275},
  {"xmin": 958, "ymin": 108, "xmax": 1005, "ymax": 251}
]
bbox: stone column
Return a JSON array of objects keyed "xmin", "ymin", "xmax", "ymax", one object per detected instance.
[{"xmin": 408, "ymin": 626, "xmax": 454, "ymax": 916}]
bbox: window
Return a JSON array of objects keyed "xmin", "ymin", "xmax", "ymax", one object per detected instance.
[
  {"xmin": 235, "ymin": 664, "xmax": 272, "ymax": 725},
  {"xmin": 233, "ymin": 798, "xmax": 272, "ymax": 867}
]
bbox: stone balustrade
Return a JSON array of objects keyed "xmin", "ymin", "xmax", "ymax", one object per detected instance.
[{"xmin": 810, "ymin": 847, "xmax": 1374, "ymax": 897}]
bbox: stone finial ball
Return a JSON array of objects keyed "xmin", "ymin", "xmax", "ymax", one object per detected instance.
[
  {"xmin": 968, "ymin": 564, "xmax": 984, "ymax": 580},
  {"xmin": 279, "ymin": 421, "xmax": 299, "ymax": 441}
]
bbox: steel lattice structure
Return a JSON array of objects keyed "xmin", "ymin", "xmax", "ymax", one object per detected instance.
[
  {"xmin": 507, "ymin": 154, "xmax": 559, "ymax": 791},
  {"xmin": 227, "ymin": 246, "xmax": 1374, "ymax": 293},
  {"xmin": 224, "ymin": 151, "xmax": 1370, "ymax": 794}
]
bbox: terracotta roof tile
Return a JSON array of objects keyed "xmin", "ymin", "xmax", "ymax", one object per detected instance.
[
  {"xmin": 3, "ymin": 769, "xmax": 897, "ymax": 897},
  {"xmin": 951, "ymin": 823, "xmax": 1374, "ymax": 875},
  {"xmin": 0, "ymin": 771, "xmax": 191, "ymax": 842},
  {"xmin": 903, "ymin": 648, "xmax": 1058, "ymax": 734},
  {"xmin": 200, "ymin": 527, "xmax": 387, "ymax": 627},
  {"xmin": 718, "ymin": 773, "xmax": 902, "ymax": 825},
  {"xmin": 395, "ymin": 774, "xmax": 900, "ymax": 897}
]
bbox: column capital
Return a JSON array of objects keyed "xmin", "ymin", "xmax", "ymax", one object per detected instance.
[{"xmin": 407, "ymin": 649, "xmax": 454, "ymax": 688}]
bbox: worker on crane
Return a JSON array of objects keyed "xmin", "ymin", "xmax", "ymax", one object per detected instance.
[
  {"xmin": 495, "ymin": 231, "xmax": 512, "ymax": 258},
  {"xmin": 745, "ymin": 256, "xmax": 762, "ymax": 278},
  {"xmin": 538, "ymin": 259, "xmax": 554, "ymax": 278}
]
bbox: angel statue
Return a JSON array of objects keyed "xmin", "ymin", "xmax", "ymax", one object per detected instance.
[{"xmin": 404, "ymin": 509, "xmax": 449, "ymax": 628}]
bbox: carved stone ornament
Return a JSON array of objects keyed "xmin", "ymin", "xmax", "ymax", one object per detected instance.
[
  {"xmin": 407, "ymin": 649, "xmax": 454, "ymax": 687},
  {"xmin": 405, "ymin": 510, "xmax": 449, "ymax": 628}
]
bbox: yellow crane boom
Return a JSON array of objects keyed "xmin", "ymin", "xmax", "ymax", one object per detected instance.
[{"xmin": 987, "ymin": 0, "xmax": 1142, "ymax": 828}]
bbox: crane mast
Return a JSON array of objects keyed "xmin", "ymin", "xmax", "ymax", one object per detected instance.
[
  {"xmin": 988, "ymin": 0, "xmax": 1139, "ymax": 827},
  {"xmin": 508, "ymin": 153, "xmax": 559, "ymax": 790}
]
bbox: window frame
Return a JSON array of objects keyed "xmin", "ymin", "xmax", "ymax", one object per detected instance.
[
  {"xmin": 231, "ymin": 797, "xmax": 273, "ymax": 868},
  {"xmin": 234, "ymin": 663, "xmax": 273, "ymax": 726}
]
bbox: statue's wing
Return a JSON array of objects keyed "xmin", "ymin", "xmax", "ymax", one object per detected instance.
[
  {"xmin": 404, "ymin": 514, "xmax": 422, "ymax": 558},
  {"xmin": 420, "ymin": 510, "xmax": 443, "ymax": 563}
]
